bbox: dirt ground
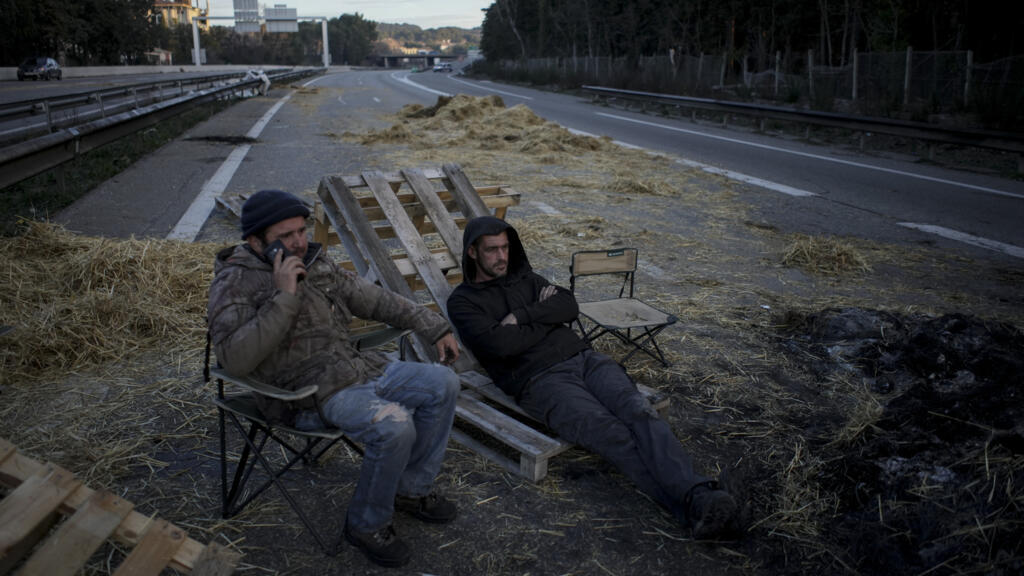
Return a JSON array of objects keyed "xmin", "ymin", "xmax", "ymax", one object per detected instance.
[{"xmin": 2, "ymin": 92, "xmax": 1023, "ymax": 576}]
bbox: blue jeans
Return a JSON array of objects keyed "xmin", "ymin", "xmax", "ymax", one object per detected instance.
[{"xmin": 295, "ymin": 361, "xmax": 460, "ymax": 532}]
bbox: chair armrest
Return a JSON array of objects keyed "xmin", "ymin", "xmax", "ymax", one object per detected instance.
[
  {"xmin": 354, "ymin": 326, "xmax": 413, "ymax": 351},
  {"xmin": 210, "ymin": 367, "xmax": 318, "ymax": 402}
]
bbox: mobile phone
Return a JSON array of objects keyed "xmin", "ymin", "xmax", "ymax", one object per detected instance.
[
  {"xmin": 261, "ymin": 239, "xmax": 291, "ymax": 264},
  {"xmin": 262, "ymin": 239, "xmax": 305, "ymax": 282}
]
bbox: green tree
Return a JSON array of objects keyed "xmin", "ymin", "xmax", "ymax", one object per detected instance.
[{"xmin": 329, "ymin": 13, "xmax": 378, "ymax": 65}]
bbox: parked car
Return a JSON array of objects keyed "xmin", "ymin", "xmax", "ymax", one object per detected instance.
[
  {"xmin": 432, "ymin": 62, "xmax": 453, "ymax": 73},
  {"xmin": 17, "ymin": 57, "xmax": 62, "ymax": 81}
]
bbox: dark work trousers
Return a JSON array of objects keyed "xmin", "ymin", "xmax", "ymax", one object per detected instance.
[{"xmin": 518, "ymin": 348, "xmax": 708, "ymax": 521}]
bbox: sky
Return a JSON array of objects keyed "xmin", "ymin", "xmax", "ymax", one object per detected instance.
[{"xmin": 207, "ymin": 1, "xmax": 492, "ymax": 29}]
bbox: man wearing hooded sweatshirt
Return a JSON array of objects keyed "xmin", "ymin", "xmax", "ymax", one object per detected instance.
[
  {"xmin": 446, "ymin": 216, "xmax": 738, "ymax": 539},
  {"xmin": 208, "ymin": 190, "xmax": 462, "ymax": 568}
]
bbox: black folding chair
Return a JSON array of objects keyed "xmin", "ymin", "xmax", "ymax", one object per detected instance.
[
  {"xmin": 569, "ymin": 248, "xmax": 678, "ymax": 366},
  {"xmin": 203, "ymin": 326, "xmax": 408, "ymax": 555}
]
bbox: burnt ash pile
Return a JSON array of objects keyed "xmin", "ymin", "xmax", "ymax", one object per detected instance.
[{"xmin": 783, "ymin": 308, "xmax": 1024, "ymax": 575}]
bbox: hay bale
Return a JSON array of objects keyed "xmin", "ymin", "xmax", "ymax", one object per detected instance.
[{"xmin": 0, "ymin": 222, "xmax": 223, "ymax": 385}]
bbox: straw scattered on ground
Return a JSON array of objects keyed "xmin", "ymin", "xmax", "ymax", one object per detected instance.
[{"xmin": 2, "ymin": 94, "xmax": 1023, "ymax": 576}]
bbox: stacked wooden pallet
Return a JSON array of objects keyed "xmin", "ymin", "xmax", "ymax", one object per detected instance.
[{"xmin": 0, "ymin": 437, "xmax": 238, "ymax": 576}]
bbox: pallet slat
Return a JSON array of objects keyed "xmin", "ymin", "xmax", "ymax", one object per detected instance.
[
  {"xmin": 453, "ymin": 393, "xmax": 571, "ymax": 482},
  {"xmin": 442, "ymin": 163, "xmax": 490, "ymax": 219},
  {"xmin": 113, "ymin": 519, "xmax": 186, "ymax": 576},
  {"xmin": 0, "ymin": 464, "xmax": 80, "ymax": 555},
  {"xmin": 402, "ymin": 167, "xmax": 465, "ymax": 264},
  {"xmin": 0, "ymin": 440, "xmax": 236, "ymax": 574},
  {"xmin": 18, "ymin": 490, "xmax": 134, "ymax": 576}
]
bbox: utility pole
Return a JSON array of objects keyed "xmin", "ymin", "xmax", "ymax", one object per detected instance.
[
  {"xmin": 322, "ymin": 19, "xmax": 330, "ymax": 67},
  {"xmin": 192, "ymin": 20, "xmax": 202, "ymax": 66}
]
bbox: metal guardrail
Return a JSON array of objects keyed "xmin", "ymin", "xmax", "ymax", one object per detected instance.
[
  {"xmin": 581, "ymin": 85, "xmax": 1024, "ymax": 171},
  {"xmin": 0, "ymin": 69, "xmax": 294, "ymax": 145},
  {"xmin": 0, "ymin": 68, "xmax": 322, "ymax": 190}
]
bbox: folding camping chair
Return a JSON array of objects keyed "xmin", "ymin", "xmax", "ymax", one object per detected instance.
[
  {"xmin": 203, "ymin": 326, "xmax": 407, "ymax": 555},
  {"xmin": 569, "ymin": 248, "xmax": 678, "ymax": 366}
]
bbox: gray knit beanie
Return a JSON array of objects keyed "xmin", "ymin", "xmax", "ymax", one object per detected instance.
[{"xmin": 240, "ymin": 190, "xmax": 310, "ymax": 239}]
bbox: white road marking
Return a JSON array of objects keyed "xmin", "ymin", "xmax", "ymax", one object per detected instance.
[
  {"xmin": 447, "ymin": 76, "xmax": 533, "ymax": 100},
  {"xmin": 338, "ymin": 96, "xmax": 347, "ymax": 105},
  {"xmin": 675, "ymin": 158, "xmax": 817, "ymax": 197},
  {"xmin": 531, "ymin": 201, "xmax": 561, "ymax": 215},
  {"xmin": 898, "ymin": 223, "xmax": 1024, "ymax": 259},
  {"xmin": 167, "ymin": 75, "xmax": 322, "ymax": 241},
  {"xmin": 373, "ymin": 97, "xmax": 381, "ymax": 103},
  {"xmin": 639, "ymin": 260, "xmax": 668, "ymax": 279},
  {"xmin": 390, "ymin": 72, "xmax": 451, "ymax": 97},
  {"xmin": 596, "ymin": 112, "xmax": 1024, "ymax": 200},
  {"xmin": 568, "ymin": 127, "xmax": 816, "ymax": 197},
  {"xmin": 166, "ymin": 145, "xmax": 252, "ymax": 241}
]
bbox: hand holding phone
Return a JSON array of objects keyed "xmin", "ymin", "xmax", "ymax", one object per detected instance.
[
  {"xmin": 262, "ymin": 239, "xmax": 292, "ymax": 264},
  {"xmin": 263, "ymin": 239, "xmax": 305, "ymax": 292}
]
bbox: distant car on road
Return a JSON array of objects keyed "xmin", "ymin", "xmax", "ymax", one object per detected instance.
[
  {"xmin": 17, "ymin": 57, "xmax": 62, "ymax": 81},
  {"xmin": 432, "ymin": 62, "xmax": 453, "ymax": 73}
]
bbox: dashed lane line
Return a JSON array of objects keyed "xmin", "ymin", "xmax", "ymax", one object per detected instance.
[
  {"xmin": 899, "ymin": 223, "xmax": 1024, "ymax": 259},
  {"xmin": 166, "ymin": 75, "xmax": 325, "ymax": 241},
  {"xmin": 596, "ymin": 111, "xmax": 1024, "ymax": 200}
]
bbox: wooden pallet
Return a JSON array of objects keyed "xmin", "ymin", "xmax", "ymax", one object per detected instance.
[
  {"xmin": 314, "ymin": 164, "xmax": 669, "ymax": 482},
  {"xmin": 0, "ymin": 437, "xmax": 238, "ymax": 576}
]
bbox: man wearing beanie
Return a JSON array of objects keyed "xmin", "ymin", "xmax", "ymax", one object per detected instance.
[{"xmin": 208, "ymin": 189, "xmax": 462, "ymax": 568}]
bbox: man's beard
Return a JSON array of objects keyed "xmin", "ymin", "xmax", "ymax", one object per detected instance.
[{"xmin": 480, "ymin": 260, "xmax": 507, "ymax": 279}]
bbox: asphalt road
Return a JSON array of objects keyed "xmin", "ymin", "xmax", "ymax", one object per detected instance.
[
  {"xmin": 405, "ymin": 70, "xmax": 1024, "ymax": 256},
  {"xmin": 43, "ymin": 68, "xmax": 1024, "ymax": 261}
]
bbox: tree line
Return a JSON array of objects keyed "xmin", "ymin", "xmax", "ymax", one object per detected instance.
[
  {"xmin": 480, "ymin": 0, "xmax": 1022, "ymax": 67},
  {"xmin": 1, "ymin": 1, "xmax": 413, "ymax": 67}
]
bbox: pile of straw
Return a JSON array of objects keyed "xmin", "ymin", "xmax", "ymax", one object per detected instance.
[
  {"xmin": 359, "ymin": 94, "xmax": 614, "ymax": 157},
  {"xmin": 0, "ymin": 222, "xmax": 221, "ymax": 385},
  {"xmin": 782, "ymin": 234, "xmax": 872, "ymax": 275}
]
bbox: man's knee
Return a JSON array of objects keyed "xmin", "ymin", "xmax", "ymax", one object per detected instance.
[
  {"xmin": 368, "ymin": 401, "xmax": 416, "ymax": 449},
  {"xmin": 620, "ymin": 393, "xmax": 660, "ymax": 422},
  {"xmin": 440, "ymin": 368, "xmax": 460, "ymax": 399},
  {"xmin": 426, "ymin": 364, "xmax": 460, "ymax": 402}
]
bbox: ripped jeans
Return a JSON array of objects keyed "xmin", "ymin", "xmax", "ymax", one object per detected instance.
[{"xmin": 294, "ymin": 361, "xmax": 460, "ymax": 532}]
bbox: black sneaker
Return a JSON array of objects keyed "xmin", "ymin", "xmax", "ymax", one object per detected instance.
[
  {"xmin": 395, "ymin": 491, "xmax": 458, "ymax": 524},
  {"xmin": 685, "ymin": 482, "xmax": 739, "ymax": 540},
  {"xmin": 344, "ymin": 522, "xmax": 411, "ymax": 567}
]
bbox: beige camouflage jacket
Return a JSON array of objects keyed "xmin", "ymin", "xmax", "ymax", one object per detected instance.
[{"xmin": 207, "ymin": 242, "xmax": 451, "ymax": 422}]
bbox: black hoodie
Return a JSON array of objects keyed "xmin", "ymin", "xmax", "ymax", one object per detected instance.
[{"xmin": 447, "ymin": 217, "xmax": 589, "ymax": 398}]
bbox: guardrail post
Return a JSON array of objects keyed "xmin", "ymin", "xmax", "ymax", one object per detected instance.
[
  {"xmin": 132, "ymin": 88, "xmax": 138, "ymax": 109},
  {"xmin": 178, "ymin": 81, "xmax": 184, "ymax": 97},
  {"xmin": 904, "ymin": 46, "xmax": 913, "ymax": 108},
  {"xmin": 852, "ymin": 49, "xmax": 859, "ymax": 101},
  {"xmin": 808, "ymin": 49, "xmax": 814, "ymax": 101},
  {"xmin": 964, "ymin": 50, "xmax": 972, "ymax": 106},
  {"xmin": 97, "ymin": 93, "xmax": 105, "ymax": 117},
  {"xmin": 774, "ymin": 51, "xmax": 781, "ymax": 97},
  {"xmin": 719, "ymin": 52, "xmax": 727, "ymax": 89},
  {"xmin": 43, "ymin": 101, "xmax": 53, "ymax": 132}
]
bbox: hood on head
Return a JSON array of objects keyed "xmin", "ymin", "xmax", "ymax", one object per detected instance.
[{"xmin": 460, "ymin": 216, "xmax": 530, "ymax": 285}]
